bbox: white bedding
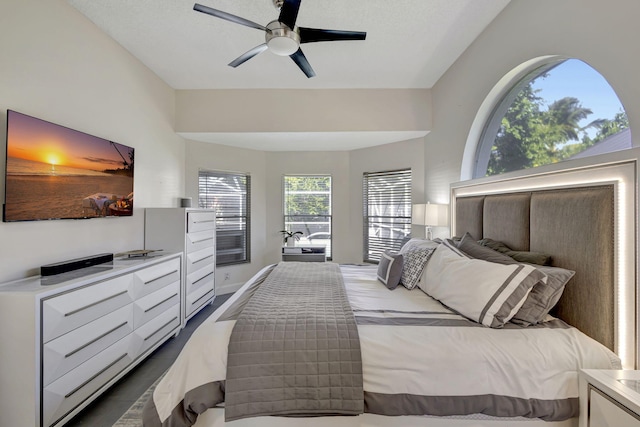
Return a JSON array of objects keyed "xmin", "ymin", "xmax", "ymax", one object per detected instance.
[{"xmin": 146, "ymin": 263, "xmax": 620, "ymax": 426}]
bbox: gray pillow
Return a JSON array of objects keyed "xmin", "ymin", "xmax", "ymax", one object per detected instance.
[
  {"xmin": 457, "ymin": 233, "xmax": 517, "ymax": 265},
  {"xmin": 478, "ymin": 238, "xmax": 552, "ymax": 266},
  {"xmin": 377, "ymin": 250, "xmax": 404, "ymax": 289},
  {"xmin": 511, "ymin": 265, "xmax": 575, "ymax": 326}
]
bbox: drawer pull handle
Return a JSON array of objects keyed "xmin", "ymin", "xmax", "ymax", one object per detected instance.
[
  {"xmin": 193, "ymin": 219, "xmax": 215, "ymax": 224},
  {"xmin": 144, "ymin": 316, "xmax": 179, "ymax": 341},
  {"xmin": 192, "ymin": 237, "xmax": 213, "ymax": 244},
  {"xmin": 64, "ymin": 321, "xmax": 129, "ymax": 358},
  {"xmin": 193, "ymin": 255, "xmax": 214, "ymax": 265},
  {"xmin": 144, "ymin": 293, "xmax": 178, "ymax": 313},
  {"xmin": 64, "ymin": 290, "xmax": 129, "ymax": 317},
  {"xmin": 144, "ymin": 270, "xmax": 178, "ymax": 285},
  {"xmin": 193, "ymin": 289, "xmax": 214, "ymax": 306},
  {"xmin": 193, "ymin": 271, "xmax": 214, "ymax": 285},
  {"xmin": 64, "ymin": 353, "xmax": 128, "ymax": 398}
]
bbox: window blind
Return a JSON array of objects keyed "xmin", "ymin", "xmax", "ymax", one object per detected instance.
[
  {"xmin": 198, "ymin": 170, "xmax": 251, "ymax": 266},
  {"xmin": 363, "ymin": 169, "xmax": 412, "ymax": 262}
]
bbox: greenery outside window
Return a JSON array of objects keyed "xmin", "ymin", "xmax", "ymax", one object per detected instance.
[
  {"xmin": 283, "ymin": 175, "xmax": 332, "ymax": 259},
  {"xmin": 476, "ymin": 58, "xmax": 630, "ymax": 178},
  {"xmin": 363, "ymin": 169, "xmax": 412, "ymax": 263},
  {"xmin": 198, "ymin": 170, "xmax": 251, "ymax": 266}
]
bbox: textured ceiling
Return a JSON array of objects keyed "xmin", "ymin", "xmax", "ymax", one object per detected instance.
[{"xmin": 66, "ymin": 0, "xmax": 510, "ymax": 150}]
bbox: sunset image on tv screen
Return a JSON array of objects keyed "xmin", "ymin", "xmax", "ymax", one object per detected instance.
[{"xmin": 4, "ymin": 110, "xmax": 134, "ymax": 222}]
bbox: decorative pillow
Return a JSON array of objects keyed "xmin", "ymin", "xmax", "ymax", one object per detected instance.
[
  {"xmin": 400, "ymin": 246, "xmax": 436, "ymax": 290},
  {"xmin": 478, "ymin": 238, "xmax": 552, "ymax": 266},
  {"xmin": 511, "ymin": 265, "xmax": 575, "ymax": 325},
  {"xmin": 400, "ymin": 238, "xmax": 439, "ymax": 254},
  {"xmin": 400, "ymin": 238, "xmax": 440, "ymax": 289},
  {"xmin": 457, "ymin": 233, "xmax": 516, "ymax": 265},
  {"xmin": 376, "ymin": 250, "xmax": 404, "ymax": 290},
  {"xmin": 421, "ymin": 241, "xmax": 545, "ymax": 328}
]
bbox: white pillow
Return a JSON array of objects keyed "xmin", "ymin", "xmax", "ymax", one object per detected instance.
[{"xmin": 420, "ymin": 241, "xmax": 545, "ymax": 328}]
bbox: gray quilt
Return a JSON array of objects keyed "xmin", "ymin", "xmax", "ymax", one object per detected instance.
[{"xmin": 224, "ymin": 262, "xmax": 364, "ymax": 421}]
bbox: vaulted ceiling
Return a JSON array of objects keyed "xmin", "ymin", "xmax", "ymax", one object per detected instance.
[{"xmin": 67, "ymin": 0, "xmax": 511, "ymax": 149}]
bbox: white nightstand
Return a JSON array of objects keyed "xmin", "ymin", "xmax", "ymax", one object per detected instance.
[
  {"xmin": 281, "ymin": 245, "xmax": 326, "ymax": 262},
  {"xmin": 580, "ymin": 369, "xmax": 640, "ymax": 427}
]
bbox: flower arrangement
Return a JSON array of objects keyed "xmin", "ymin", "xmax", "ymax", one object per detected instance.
[{"xmin": 279, "ymin": 230, "xmax": 304, "ymax": 245}]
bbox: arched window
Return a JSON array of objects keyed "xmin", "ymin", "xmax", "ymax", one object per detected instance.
[{"xmin": 474, "ymin": 59, "xmax": 630, "ymax": 178}]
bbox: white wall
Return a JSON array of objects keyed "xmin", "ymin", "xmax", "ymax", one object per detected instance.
[
  {"xmin": 175, "ymin": 89, "xmax": 432, "ymax": 133},
  {"xmin": 182, "ymin": 138, "xmax": 426, "ymax": 280},
  {"xmin": 424, "ymin": 0, "xmax": 640, "ymax": 202},
  {"xmin": 0, "ymin": 0, "xmax": 429, "ymax": 285},
  {"xmin": 0, "ymin": 0, "xmax": 185, "ymax": 282},
  {"xmin": 8, "ymin": 0, "xmax": 638, "ymax": 284}
]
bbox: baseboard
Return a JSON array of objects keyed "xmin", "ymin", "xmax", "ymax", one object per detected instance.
[{"xmin": 216, "ymin": 281, "xmax": 243, "ymax": 295}]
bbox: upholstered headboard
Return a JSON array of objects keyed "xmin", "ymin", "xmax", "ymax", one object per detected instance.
[{"xmin": 454, "ymin": 185, "xmax": 615, "ymax": 351}]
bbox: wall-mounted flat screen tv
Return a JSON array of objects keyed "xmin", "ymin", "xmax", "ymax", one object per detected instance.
[{"xmin": 3, "ymin": 110, "xmax": 134, "ymax": 222}]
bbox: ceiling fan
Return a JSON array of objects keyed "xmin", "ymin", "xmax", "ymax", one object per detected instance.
[{"xmin": 193, "ymin": 0, "xmax": 367, "ymax": 78}]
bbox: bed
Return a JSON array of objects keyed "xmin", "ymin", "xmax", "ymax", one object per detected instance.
[{"xmin": 143, "ymin": 162, "xmax": 637, "ymax": 427}]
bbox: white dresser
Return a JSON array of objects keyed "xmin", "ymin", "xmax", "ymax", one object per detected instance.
[
  {"xmin": 145, "ymin": 208, "xmax": 216, "ymax": 323},
  {"xmin": 580, "ymin": 369, "xmax": 640, "ymax": 427},
  {"xmin": 0, "ymin": 253, "xmax": 182, "ymax": 427}
]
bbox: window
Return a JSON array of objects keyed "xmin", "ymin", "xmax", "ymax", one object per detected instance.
[
  {"xmin": 198, "ymin": 170, "xmax": 250, "ymax": 266},
  {"xmin": 475, "ymin": 59, "xmax": 630, "ymax": 178},
  {"xmin": 283, "ymin": 175, "xmax": 332, "ymax": 258},
  {"xmin": 363, "ymin": 169, "xmax": 411, "ymax": 262}
]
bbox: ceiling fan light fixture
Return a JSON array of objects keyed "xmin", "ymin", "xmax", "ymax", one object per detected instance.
[
  {"xmin": 267, "ymin": 36, "xmax": 299, "ymax": 56},
  {"xmin": 265, "ymin": 20, "xmax": 300, "ymax": 56}
]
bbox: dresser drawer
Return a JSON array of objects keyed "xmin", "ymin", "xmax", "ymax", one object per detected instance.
[
  {"xmin": 590, "ymin": 386, "xmax": 640, "ymax": 427},
  {"xmin": 186, "ymin": 262, "xmax": 214, "ymax": 295},
  {"xmin": 186, "ymin": 246, "xmax": 215, "ymax": 275},
  {"xmin": 42, "ymin": 274, "xmax": 133, "ymax": 343},
  {"xmin": 186, "ymin": 284, "xmax": 215, "ymax": 317},
  {"xmin": 130, "ymin": 257, "xmax": 180, "ymax": 300},
  {"xmin": 133, "ymin": 281, "xmax": 180, "ymax": 328},
  {"xmin": 42, "ymin": 336, "xmax": 134, "ymax": 427},
  {"xmin": 43, "ymin": 304, "xmax": 134, "ymax": 387},
  {"xmin": 187, "ymin": 211, "xmax": 216, "ymax": 233},
  {"xmin": 131, "ymin": 304, "xmax": 181, "ymax": 359},
  {"xmin": 186, "ymin": 229, "xmax": 215, "ymax": 253}
]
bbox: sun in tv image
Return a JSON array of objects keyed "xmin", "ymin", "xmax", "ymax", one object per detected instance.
[{"xmin": 4, "ymin": 110, "xmax": 134, "ymax": 222}]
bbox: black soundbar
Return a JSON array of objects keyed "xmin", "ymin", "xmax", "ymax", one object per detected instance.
[{"xmin": 41, "ymin": 253, "xmax": 114, "ymax": 276}]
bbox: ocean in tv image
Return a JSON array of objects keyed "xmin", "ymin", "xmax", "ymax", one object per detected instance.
[{"xmin": 4, "ymin": 111, "xmax": 134, "ymax": 222}]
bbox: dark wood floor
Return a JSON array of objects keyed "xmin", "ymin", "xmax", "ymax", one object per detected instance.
[{"xmin": 65, "ymin": 293, "xmax": 232, "ymax": 426}]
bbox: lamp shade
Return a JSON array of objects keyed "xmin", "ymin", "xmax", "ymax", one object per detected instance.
[{"xmin": 412, "ymin": 203, "xmax": 449, "ymax": 227}]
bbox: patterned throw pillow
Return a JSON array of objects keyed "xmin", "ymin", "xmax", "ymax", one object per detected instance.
[
  {"xmin": 401, "ymin": 247, "xmax": 436, "ymax": 290},
  {"xmin": 376, "ymin": 250, "xmax": 403, "ymax": 289}
]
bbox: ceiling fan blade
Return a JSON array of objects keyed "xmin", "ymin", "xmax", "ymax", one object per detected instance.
[
  {"xmin": 290, "ymin": 48, "xmax": 316, "ymax": 78},
  {"xmin": 278, "ymin": 0, "xmax": 301, "ymax": 30},
  {"xmin": 228, "ymin": 44, "xmax": 269, "ymax": 68},
  {"xmin": 299, "ymin": 27, "xmax": 367, "ymax": 43},
  {"xmin": 193, "ymin": 3, "xmax": 266, "ymax": 31}
]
